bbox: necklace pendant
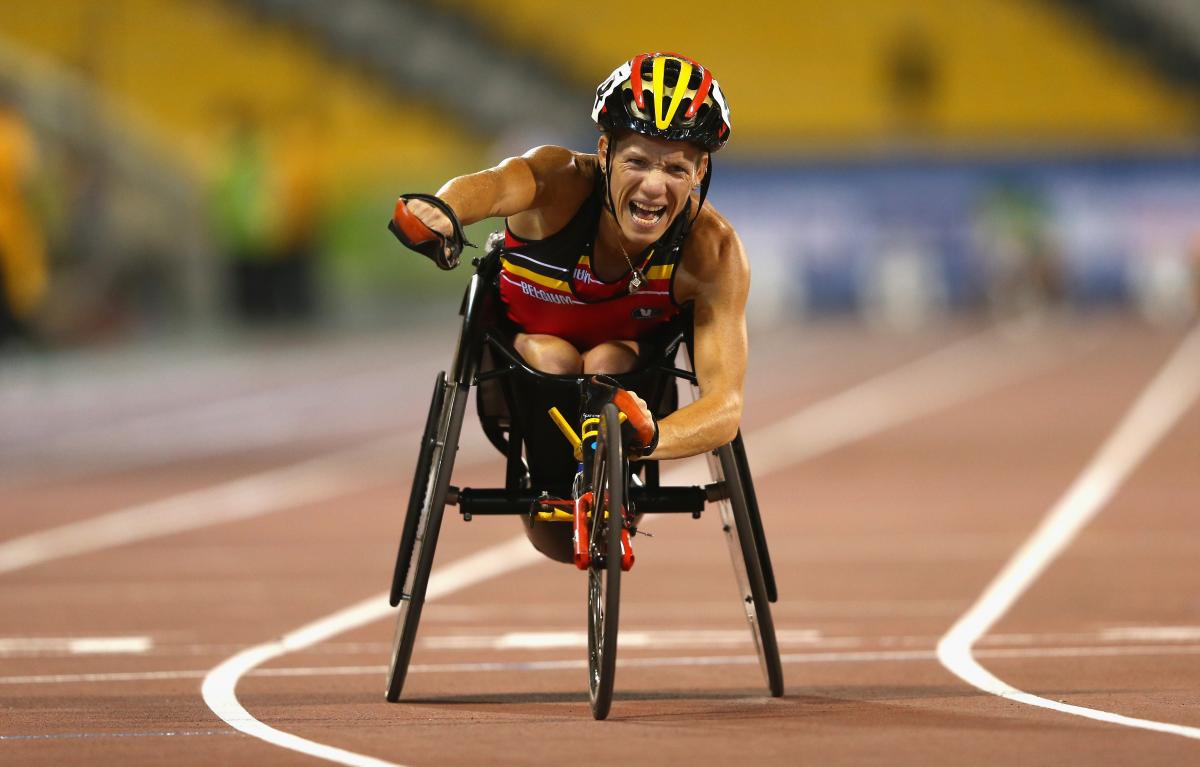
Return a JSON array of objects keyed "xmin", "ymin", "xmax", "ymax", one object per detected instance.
[{"xmin": 628, "ymin": 270, "xmax": 644, "ymax": 294}]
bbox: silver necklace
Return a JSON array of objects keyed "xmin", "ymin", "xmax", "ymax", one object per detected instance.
[
  {"xmin": 621, "ymin": 246, "xmax": 645, "ymax": 294},
  {"xmin": 609, "ymin": 216, "xmax": 644, "ymax": 294}
]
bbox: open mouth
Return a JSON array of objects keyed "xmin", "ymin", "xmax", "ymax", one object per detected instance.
[{"xmin": 629, "ymin": 201, "xmax": 667, "ymax": 227}]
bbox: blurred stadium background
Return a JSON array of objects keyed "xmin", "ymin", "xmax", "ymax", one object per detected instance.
[{"xmin": 1, "ymin": 0, "xmax": 1199, "ymax": 347}]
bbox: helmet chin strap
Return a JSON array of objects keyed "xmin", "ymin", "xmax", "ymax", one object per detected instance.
[
  {"xmin": 693, "ymin": 153, "xmax": 712, "ymax": 227},
  {"xmin": 600, "ymin": 141, "xmax": 627, "ymax": 248}
]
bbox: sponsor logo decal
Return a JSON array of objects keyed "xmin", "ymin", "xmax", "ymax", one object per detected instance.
[{"xmin": 632, "ymin": 306, "xmax": 664, "ymax": 320}]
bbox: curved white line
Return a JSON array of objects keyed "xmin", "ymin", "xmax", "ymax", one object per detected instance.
[
  {"xmin": 202, "ymin": 327, "xmax": 1075, "ymax": 764},
  {"xmin": 202, "ymin": 536, "xmax": 545, "ymax": 767},
  {"xmin": 937, "ymin": 324, "xmax": 1200, "ymax": 739}
]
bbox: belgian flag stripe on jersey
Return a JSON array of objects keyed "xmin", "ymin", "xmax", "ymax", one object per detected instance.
[{"xmin": 496, "ymin": 169, "xmax": 688, "ymax": 349}]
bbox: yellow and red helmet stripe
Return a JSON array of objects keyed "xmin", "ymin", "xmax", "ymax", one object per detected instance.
[{"xmin": 592, "ymin": 51, "xmax": 731, "ymax": 152}]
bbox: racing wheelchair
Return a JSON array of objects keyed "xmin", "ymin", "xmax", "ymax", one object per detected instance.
[{"xmin": 385, "ymin": 203, "xmax": 783, "ymax": 720}]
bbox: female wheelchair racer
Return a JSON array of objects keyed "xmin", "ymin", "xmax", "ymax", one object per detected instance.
[{"xmin": 384, "ymin": 52, "xmax": 783, "ymax": 718}]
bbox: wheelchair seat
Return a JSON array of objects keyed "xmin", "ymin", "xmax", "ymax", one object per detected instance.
[{"xmin": 463, "ymin": 242, "xmax": 698, "ymax": 560}]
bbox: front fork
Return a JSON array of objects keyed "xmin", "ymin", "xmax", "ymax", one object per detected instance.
[
  {"xmin": 573, "ymin": 492, "xmax": 635, "ymax": 572},
  {"xmin": 554, "ymin": 405, "xmax": 635, "ymax": 573}
]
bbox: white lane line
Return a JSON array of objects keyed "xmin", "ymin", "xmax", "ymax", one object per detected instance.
[
  {"xmin": 747, "ymin": 326, "xmax": 1079, "ymax": 475},
  {"xmin": 201, "ymin": 536, "xmax": 545, "ymax": 767},
  {"xmin": 938, "ymin": 324, "xmax": 1200, "ymax": 740},
  {"xmin": 201, "ymin": 327, "xmax": 1075, "ymax": 765},
  {"xmin": 0, "ymin": 433, "xmax": 491, "ymax": 575},
  {"xmin": 1099, "ymin": 626, "xmax": 1200, "ymax": 642},
  {"xmin": 426, "ymin": 628, "xmax": 833, "ymax": 651},
  {"xmin": 8, "ymin": 623, "xmax": 1195, "ymax": 660},
  {"xmin": 12, "ymin": 643, "xmax": 1200, "ymax": 685},
  {"xmin": 0, "ymin": 636, "xmax": 152, "ymax": 655},
  {"xmin": 0, "ymin": 730, "xmax": 239, "ymax": 741}
]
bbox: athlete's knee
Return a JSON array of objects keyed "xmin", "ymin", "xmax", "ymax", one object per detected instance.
[
  {"xmin": 514, "ymin": 333, "xmax": 583, "ymax": 375},
  {"xmin": 582, "ymin": 341, "xmax": 639, "ymax": 374}
]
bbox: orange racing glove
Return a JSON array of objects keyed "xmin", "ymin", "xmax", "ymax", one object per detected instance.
[
  {"xmin": 588, "ymin": 376, "xmax": 659, "ymax": 457},
  {"xmin": 388, "ymin": 193, "xmax": 475, "ymax": 270}
]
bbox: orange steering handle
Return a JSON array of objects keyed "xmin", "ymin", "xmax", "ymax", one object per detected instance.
[{"xmin": 612, "ymin": 388, "xmax": 655, "ymax": 447}]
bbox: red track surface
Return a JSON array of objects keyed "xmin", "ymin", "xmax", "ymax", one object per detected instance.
[{"xmin": 2, "ymin": 319, "xmax": 1198, "ymax": 766}]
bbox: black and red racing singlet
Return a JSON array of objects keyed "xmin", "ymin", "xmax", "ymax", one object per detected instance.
[{"xmin": 498, "ymin": 174, "xmax": 690, "ymax": 350}]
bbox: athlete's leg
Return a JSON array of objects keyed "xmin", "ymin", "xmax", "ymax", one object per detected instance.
[
  {"xmin": 514, "ymin": 333, "xmax": 584, "ymax": 375},
  {"xmin": 582, "ymin": 341, "xmax": 640, "ymax": 374}
]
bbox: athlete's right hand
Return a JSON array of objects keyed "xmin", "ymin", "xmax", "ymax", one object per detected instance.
[
  {"xmin": 388, "ymin": 194, "xmax": 472, "ymax": 270},
  {"xmin": 404, "ymin": 199, "xmax": 454, "ymax": 240}
]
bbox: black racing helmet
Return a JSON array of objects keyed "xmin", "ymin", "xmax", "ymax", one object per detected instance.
[{"xmin": 592, "ymin": 52, "xmax": 731, "ymax": 152}]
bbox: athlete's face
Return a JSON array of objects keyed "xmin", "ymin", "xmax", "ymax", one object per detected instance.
[{"xmin": 600, "ymin": 132, "xmax": 707, "ymax": 248}]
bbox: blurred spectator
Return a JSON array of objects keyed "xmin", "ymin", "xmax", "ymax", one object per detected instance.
[
  {"xmin": 33, "ymin": 140, "xmax": 123, "ymax": 343},
  {"xmin": 211, "ymin": 105, "xmax": 275, "ymax": 322},
  {"xmin": 210, "ymin": 105, "xmax": 321, "ymax": 325},
  {"xmin": 270, "ymin": 106, "xmax": 325, "ymax": 321},
  {"xmin": 973, "ymin": 180, "xmax": 1064, "ymax": 322},
  {"xmin": 861, "ymin": 228, "xmax": 946, "ymax": 331},
  {"xmin": 0, "ymin": 85, "xmax": 47, "ymax": 345},
  {"xmin": 885, "ymin": 22, "xmax": 940, "ymax": 139}
]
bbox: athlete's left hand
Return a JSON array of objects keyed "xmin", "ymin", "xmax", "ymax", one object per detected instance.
[{"xmin": 612, "ymin": 387, "xmax": 659, "ymax": 458}]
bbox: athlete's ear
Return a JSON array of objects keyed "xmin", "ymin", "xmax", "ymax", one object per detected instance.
[{"xmin": 597, "ymin": 134, "xmax": 609, "ymax": 171}]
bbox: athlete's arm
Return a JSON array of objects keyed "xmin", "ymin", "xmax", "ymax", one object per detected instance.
[
  {"xmin": 404, "ymin": 145, "xmax": 580, "ymax": 235},
  {"xmin": 643, "ymin": 216, "xmax": 750, "ymax": 461}
]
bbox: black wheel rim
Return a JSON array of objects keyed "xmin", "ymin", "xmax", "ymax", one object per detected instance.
[
  {"xmin": 587, "ymin": 404, "xmax": 623, "ymax": 719},
  {"xmin": 587, "ymin": 426, "xmax": 610, "ymax": 701},
  {"xmin": 386, "ymin": 384, "xmax": 464, "ymax": 702},
  {"xmin": 710, "ymin": 446, "xmax": 784, "ymax": 697}
]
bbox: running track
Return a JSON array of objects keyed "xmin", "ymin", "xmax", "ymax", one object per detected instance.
[{"xmin": 2, "ymin": 317, "xmax": 1198, "ymax": 766}]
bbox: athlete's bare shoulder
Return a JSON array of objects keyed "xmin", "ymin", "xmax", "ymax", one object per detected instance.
[
  {"xmin": 674, "ymin": 201, "xmax": 749, "ymax": 304},
  {"xmin": 508, "ymin": 146, "xmax": 596, "ymax": 238},
  {"xmin": 512, "ymin": 146, "xmax": 591, "ymax": 202}
]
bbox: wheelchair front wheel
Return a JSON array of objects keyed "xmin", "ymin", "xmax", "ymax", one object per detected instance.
[
  {"xmin": 587, "ymin": 403, "xmax": 624, "ymax": 720},
  {"xmin": 386, "ymin": 377, "xmax": 468, "ymax": 703}
]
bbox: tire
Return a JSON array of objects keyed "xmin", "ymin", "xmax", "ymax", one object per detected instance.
[
  {"xmin": 730, "ymin": 433, "xmax": 777, "ymax": 603},
  {"xmin": 587, "ymin": 403, "xmax": 624, "ymax": 720},
  {"xmin": 385, "ymin": 378, "xmax": 468, "ymax": 703},
  {"xmin": 710, "ymin": 444, "xmax": 785, "ymax": 697},
  {"xmin": 390, "ymin": 373, "xmax": 446, "ymax": 607}
]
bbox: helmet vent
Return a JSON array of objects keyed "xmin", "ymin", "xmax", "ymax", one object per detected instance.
[
  {"xmin": 677, "ymin": 97, "xmax": 695, "ymax": 123},
  {"xmin": 639, "ymin": 90, "xmax": 654, "ymax": 115},
  {"xmin": 663, "ymin": 58, "xmax": 682, "ymax": 87}
]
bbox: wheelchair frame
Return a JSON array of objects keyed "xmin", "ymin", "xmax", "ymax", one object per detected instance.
[{"xmin": 385, "ymin": 245, "xmax": 784, "ymax": 711}]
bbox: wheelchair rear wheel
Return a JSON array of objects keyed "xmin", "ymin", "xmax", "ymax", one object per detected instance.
[
  {"xmin": 386, "ymin": 374, "xmax": 468, "ymax": 702},
  {"xmin": 390, "ymin": 373, "xmax": 446, "ymax": 607},
  {"xmin": 710, "ymin": 443, "xmax": 785, "ymax": 697},
  {"xmin": 587, "ymin": 403, "xmax": 624, "ymax": 720}
]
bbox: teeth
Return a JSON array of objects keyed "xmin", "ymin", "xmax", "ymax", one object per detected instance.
[{"xmin": 630, "ymin": 202, "xmax": 666, "ymax": 223}]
